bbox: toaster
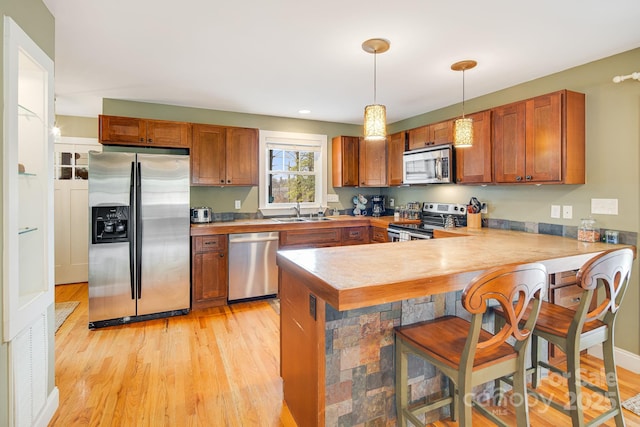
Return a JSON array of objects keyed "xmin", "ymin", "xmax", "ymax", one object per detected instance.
[{"xmin": 190, "ymin": 207, "xmax": 212, "ymax": 223}]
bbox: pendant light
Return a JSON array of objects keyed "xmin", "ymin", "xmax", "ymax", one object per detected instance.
[
  {"xmin": 362, "ymin": 38, "xmax": 390, "ymax": 141},
  {"xmin": 451, "ymin": 60, "xmax": 477, "ymax": 148}
]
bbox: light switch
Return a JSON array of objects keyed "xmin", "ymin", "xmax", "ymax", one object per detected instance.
[
  {"xmin": 550, "ymin": 205, "xmax": 561, "ymax": 218},
  {"xmin": 234, "ymin": 200, "xmax": 241, "ymax": 209},
  {"xmin": 562, "ymin": 205, "xmax": 573, "ymax": 219},
  {"xmin": 327, "ymin": 194, "xmax": 339, "ymax": 203}
]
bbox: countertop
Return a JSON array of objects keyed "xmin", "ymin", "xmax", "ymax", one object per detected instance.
[
  {"xmin": 190, "ymin": 215, "xmax": 416, "ymax": 235},
  {"xmin": 276, "ymin": 227, "xmax": 635, "ymax": 311}
]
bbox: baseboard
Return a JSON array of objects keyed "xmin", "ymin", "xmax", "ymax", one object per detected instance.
[
  {"xmin": 588, "ymin": 346, "xmax": 640, "ymax": 374},
  {"xmin": 34, "ymin": 387, "xmax": 59, "ymax": 427}
]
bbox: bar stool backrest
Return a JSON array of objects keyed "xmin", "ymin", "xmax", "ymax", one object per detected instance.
[
  {"xmin": 576, "ymin": 248, "xmax": 634, "ymax": 325},
  {"xmin": 461, "ymin": 263, "xmax": 547, "ymax": 363}
]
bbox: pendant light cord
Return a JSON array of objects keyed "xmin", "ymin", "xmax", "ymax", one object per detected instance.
[
  {"xmin": 373, "ymin": 49, "xmax": 377, "ymax": 104},
  {"xmin": 461, "ymin": 69, "xmax": 466, "ymax": 118}
]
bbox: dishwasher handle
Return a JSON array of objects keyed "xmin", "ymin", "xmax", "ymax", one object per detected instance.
[{"xmin": 229, "ymin": 236, "xmax": 279, "ymax": 244}]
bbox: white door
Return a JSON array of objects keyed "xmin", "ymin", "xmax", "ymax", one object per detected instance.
[{"xmin": 54, "ymin": 137, "xmax": 101, "ymax": 284}]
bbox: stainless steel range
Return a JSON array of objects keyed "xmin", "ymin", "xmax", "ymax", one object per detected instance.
[{"xmin": 387, "ymin": 202, "xmax": 467, "ymax": 241}]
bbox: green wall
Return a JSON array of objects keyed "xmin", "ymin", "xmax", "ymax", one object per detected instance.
[
  {"xmin": 62, "ymin": 48, "xmax": 640, "ymax": 357},
  {"xmin": 0, "ymin": 0, "xmax": 55, "ymax": 424}
]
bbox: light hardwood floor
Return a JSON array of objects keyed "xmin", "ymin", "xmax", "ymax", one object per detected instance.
[{"xmin": 51, "ymin": 283, "xmax": 640, "ymax": 426}]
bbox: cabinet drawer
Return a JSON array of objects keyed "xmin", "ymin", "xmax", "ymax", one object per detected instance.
[
  {"xmin": 194, "ymin": 235, "xmax": 227, "ymax": 253},
  {"xmin": 553, "ymin": 284, "xmax": 584, "ymax": 310},
  {"xmin": 342, "ymin": 226, "xmax": 369, "ymax": 245},
  {"xmin": 280, "ymin": 228, "xmax": 341, "ymax": 248},
  {"xmin": 550, "ymin": 270, "xmax": 578, "ymax": 289}
]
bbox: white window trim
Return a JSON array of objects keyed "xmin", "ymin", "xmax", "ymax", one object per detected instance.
[{"xmin": 259, "ymin": 130, "xmax": 327, "ymax": 217}]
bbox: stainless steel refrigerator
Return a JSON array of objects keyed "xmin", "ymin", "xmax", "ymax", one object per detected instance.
[{"xmin": 88, "ymin": 152, "xmax": 190, "ymax": 328}]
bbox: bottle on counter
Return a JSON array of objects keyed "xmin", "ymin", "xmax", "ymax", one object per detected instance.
[{"xmin": 394, "ymin": 206, "xmax": 400, "ymax": 221}]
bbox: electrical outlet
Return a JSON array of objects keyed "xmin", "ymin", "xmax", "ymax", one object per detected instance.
[
  {"xmin": 234, "ymin": 200, "xmax": 241, "ymax": 209},
  {"xmin": 550, "ymin": 205, "xmax": 561, "ymax": 219},
  {"xmin": 562, "ymin": 205, "xmax": 572, "ymax": 219},
  {"xmin": 327, "ymin": 193, "xmax": 339, "ymax": 203},
  {"xmin": 389, "ymin": 198, "xmax": 395, "ymax": 207}
]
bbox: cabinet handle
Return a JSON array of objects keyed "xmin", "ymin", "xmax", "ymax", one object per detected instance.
[
  {"xmin": 526, "ymin": 175, "xmax": 532, "ymax": 180},
  {"xmin": 139, "ymin": 137, "xmax": 144, "ymax": 142},
  {"xmin": 220, "ymin": 179, "xmax": 225, "ymax": 183},
  {"xmin": 219, "ymin": 252, "xmax": 224, "ymax": 258},
  {"xmin": 227, "ymin": 179, "xmax": 231, "ymax": 183},
  {"xmin": 516, "ymin": 176, "xmax": 522, "ymax": 181},
  {"xmin": 204, "ymin": 241, "xmax": 216, "ymax": 246},
  {"xmin": 148, "ymin": 138, "xmax": 153, "ymax": 143},
  {"xmin": 572, "ymin": 297, "xmax": 581, "ymax": 303}
]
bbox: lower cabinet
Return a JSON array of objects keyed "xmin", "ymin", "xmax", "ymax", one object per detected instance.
[
  {"xmin": 280, "ymin": 226, "xmax": 370, "ymax": 249},
  {"xmin": 370, "ymin": 226, "xmax": 388, "ymax": 243},
  {"xmin": 192, "ymin": 235, "xmax": 228, "ymax": 309}
]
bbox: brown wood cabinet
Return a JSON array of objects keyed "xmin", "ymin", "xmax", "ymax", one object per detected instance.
[
  {"xmin": 359, "ymin": 138, "xmax": 387, "ymax": 187},
  {"xmin": 387, "ymin": 131, "xmax": 405, "ymax": 186},
  {"xmin": 370, "ymin": 226, "xmax": 388, "ymax": 243},
  {"xmin": 99, "ymin": 115, "xmax": 191, "ymax": 148},
  {"xmin": 455, "ymin": 110, "xmax": 492, "ymax": 184},
  {"xmin": 280, "ymin": 228, "xmax": 342, "ymax": 249},
  {"xmin": 493, "ymin": 90, "xmax": 585, "ymax": 184},
  {"xmin": 332, "ymin": 136, "xmax": 359, "ymax": 187},
  {"xmin": 191, "ymin": 235, "xmax": 228, "ymax": 309},
  {"xmin": 341, "ymin": 226, "xmax": 369, "ymax": 245},
  {"xmin": 191, "ymin": 124, "xmax": 258, "ymax": 186},
  {"xmin": 407, "ymin": 120, "xmax": 453, "ymax": 151}
]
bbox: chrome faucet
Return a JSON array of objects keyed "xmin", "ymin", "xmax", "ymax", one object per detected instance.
[{"xmin": 292, "ymin": 201, "xmax": 301, "ymax": 218}]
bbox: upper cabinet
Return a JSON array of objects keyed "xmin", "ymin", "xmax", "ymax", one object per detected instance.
[
  {"xmin": 191, "ymin": 124, "xmax": 259, "ymax": 186},
  {"xmin": 358, "ymin": 138, "xmax": 387, "ymax": 187},
  {"xmin": 455, "ymin": 110, "xmax": 492, "ymax": 184},
  {"xmin": 493, "ymin": 90, "xmax": 585, "ymax": 184},
  {"xmin": 407, "ymin": 120, "xmax": 453, "ymax": 150},
  {"xmin": 387, "ymin": 131, "xmax": 405, "ymax": 186},
  {"xmin": 99, "ymin": 115, "xmax": 191, "ymax": 148},
  {"xmin": 332, "ymin": 136, "xmax": 359, "ymax": 187}
]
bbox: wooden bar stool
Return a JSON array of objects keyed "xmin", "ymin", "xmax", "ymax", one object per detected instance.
[
  {"xmin": 525, "ymin": 248, "xmax": 633, "ymax": 426},
  {"xmin": 394, "ymin": 262, "xmax": 547, "ymax": 426}
]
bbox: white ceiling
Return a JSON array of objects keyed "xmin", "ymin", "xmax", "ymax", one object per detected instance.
[{"xmin": 44, "ymin": 0, "xmax": 640, "ymax": 125}]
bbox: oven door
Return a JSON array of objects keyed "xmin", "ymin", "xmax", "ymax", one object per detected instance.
[{"xmin": 387, "ymin": 228, "xmax": 432, "ymax": 242}]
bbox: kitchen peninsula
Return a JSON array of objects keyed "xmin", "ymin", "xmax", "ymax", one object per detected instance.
[{"xmin": 276, "ymin": 228, "xmax": 635, "ymax": 426}]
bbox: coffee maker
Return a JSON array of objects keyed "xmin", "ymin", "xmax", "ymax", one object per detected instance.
[{"xmin": 371, "ymin": 195, "xmax": 385, "ymax": 217}]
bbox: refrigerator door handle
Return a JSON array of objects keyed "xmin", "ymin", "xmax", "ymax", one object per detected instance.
[
  {"xmin": 136, "ymin": 161, "xmax": 143, "ymax": 299},
  {"xmin": 129, "ymin": 161, "xmax": 135, "ymax": 300}
]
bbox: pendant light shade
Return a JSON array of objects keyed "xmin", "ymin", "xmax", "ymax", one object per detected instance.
[
  {"xmin": 362, "ymin": 38, "xmax": 390, "ymax": 141},
  {"xmin": 364, "ymin": 104, "xmax": 386, "ymax": 141},
  {"xmin": 451, "ymin": 60, "xmax": 477, "ymax": 148}
]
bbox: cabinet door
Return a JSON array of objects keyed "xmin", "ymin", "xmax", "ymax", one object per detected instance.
[
  {"xmin": 407, "ymin": 126, "xmax": 430, "ymax": 150},
  {"xmin": 331, "ymin": 136, "xmax": 359, "ymax": 187},
  {"xmin": 225, "ymin": 127, "xmax": 259, "ymax": 186},
  {"xmin": 146, "ymin": 120, "xmax": 191, "ymax": 148},
  {"xmin": 370, "ymin": 226, "xmax": 388, "ymax": 243},
  {"xmin": 342, "ymin": 226, "xmax": 369, "ymax": 245},
  {"xmin": 192, "ymin": 236, "xmax": 228, "ymax": 309},
  {"xmin": 387, "ymin": 131, "xmax": 405, "ymax": 186},
  {"xmin": 191, "ymin": 124, "xmax": 227, "ymax": 185},
  {"xmin": 493, "ymin": 101, "xmax": 526, "ymax": 183},
  {"xmin": 456, "ymin": 110, "xmax": 492, "ymax": 184},
  {"xmin": 280, "ymin": 228, "xmax": 341, "ymax": 249},
  {"xmin": 359, "ymin": 138, "xmax": 387, "ymax": 187},
  {"xmin": 99, "ymin": 115, "xmax": 146, "ymax": 145},
  {"xmin": 430, "ymin": 120, "xmax": 454, "ymax": 145},
  {"xmin": 525, "ymin": 92, "xmax": 562, "ymax": 182}
]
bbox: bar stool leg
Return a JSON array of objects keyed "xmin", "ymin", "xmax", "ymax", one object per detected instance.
[
  {"xmin": 513, "ymin": 351, "xmax": 531, "ymax": 427},
  {"xmin": 395, "ymin": 338, "xmax": 408, "ymax": 426},
  {"xmin": 531, "ymin": 335, "xmax": 541, "ymax": 388},
  {"xmin": 602, "ymin": 338, "xmax": 625, "ymax": 426},
  {"xmin": 458, "ymin": 375, "xmax": 473, "ymax": 427},
  {"xmin": 567, "ymin": 347, "xmax": 586, "ymax": 427},
  {"xmin": 449, "ymin": 378, "xmax": 457, "ymax": 421}
]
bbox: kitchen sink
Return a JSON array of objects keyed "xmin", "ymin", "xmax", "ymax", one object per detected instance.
[
  {"xmin": 272, "ymin": 217, "xmax": 333, "ymax": 223},
  {"xmin": 272, "ymin": 217, "xmax": 308, "ymax": 223}
]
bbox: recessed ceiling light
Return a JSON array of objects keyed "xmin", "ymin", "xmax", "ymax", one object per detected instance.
[{"xmin": 298, "ymin": 109, "xmax": 311, "ymax": 115}]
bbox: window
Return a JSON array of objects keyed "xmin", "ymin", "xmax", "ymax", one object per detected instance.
[
  {"xmin": 259, "ymin": 130, "xmax": 327, "ymax": 216},
  {"xmin": 53, "ymin": 138, "xmax": 102, "ymax": 180}
]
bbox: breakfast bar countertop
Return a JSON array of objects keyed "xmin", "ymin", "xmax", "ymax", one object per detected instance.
[{"xmin": 276, "ymin": 227, "xmax": 635, "ymax": 311}]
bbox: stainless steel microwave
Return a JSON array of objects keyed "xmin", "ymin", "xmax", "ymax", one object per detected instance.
[{"xmin": 402, "ymin": 144, "xmax": 454, "ymax": 184}]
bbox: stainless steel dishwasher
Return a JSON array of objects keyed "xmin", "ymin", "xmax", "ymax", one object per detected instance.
[{"xmin": 228, "ymin": 232, "xmax": 279, "ymax": 302}]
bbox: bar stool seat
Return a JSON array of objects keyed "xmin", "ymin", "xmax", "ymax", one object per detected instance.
[{"xmin": 395, "ymin": 262, "xmax": 547, "ymax": 427}]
